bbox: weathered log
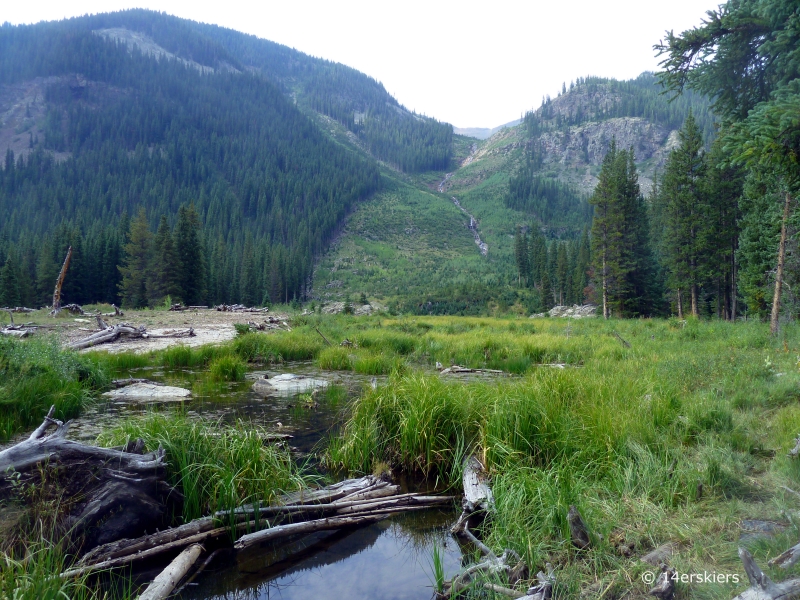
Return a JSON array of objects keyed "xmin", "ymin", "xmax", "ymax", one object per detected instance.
[
  {"xmin": 568, "ymin": 505, "xmax": 590, "ymax": 549},
  {"xmin": 1, "ymin": 328, "xmax": 30, "ymax": 338},
  {"xmin": 451, "ymin": 455, "xmax": 493, "ymax": 534},
  {"xmin": 788, "ymin": 435, "xmax": 800, "ymax": 459},
  {"xmin": 0, "ymin": 407, "xmax": 178, "ymax": 552},
  {"xmin": 234, "ymin": 512, "xmax": 395, "ymax": 550},
  {"xmin": 648, "ymin": 564, "xmax": 676, "ymax": 599},
  {"xmin": 62, "ymin": 521, "xmax": 251, "ymax": 578},
  {"xmin": 138, "ymin": 543, "xmax": 204, "ymax": 600},
  {"xmin": 769, "ymin": 541, "xmax": 800, "ymax": 570},
  {"xmin": 67, "ymin": 323, "xmax": 147, "ymax": 350},
  {"xmin": 440, "ymin": 365, "xmax": 506, "ymax": 375},
  {"xmin": 50, "ymin": 246, "xmax": 72, "ymax": 315},
  {"xmin": 733, "ymin": 548, "xmax": 800, "ymax": 599}
]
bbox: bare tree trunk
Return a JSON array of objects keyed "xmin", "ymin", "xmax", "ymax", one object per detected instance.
[
  {"xmin": 732, "ymin": 247, "xmax": 738, "ymax": 320},
  {"xmin": 771, "ymin": 191, "xmax": 792, "ymax": 335},
  {"xmin": 690, "ymin": 277, "xmax": 698, "ymax": 317},
  {"xmin": 677, "ymin": 288, "xmax": 683, "ymax": 319},
  {"xmin": 51, "ymin": 246, "xmax": 72, "ymax": 315}
]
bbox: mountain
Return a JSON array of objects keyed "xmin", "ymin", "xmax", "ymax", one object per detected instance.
[
  {"xmin": 0, "ymin": 11, "xmax": 713, "ymax": 314},
  {"xmin": 0, "ymin": 10, "xmax": 452, "ymax": 307},
  {"xmin": 312, "ymin": 74, "xmax": 714, "ymax": 313},
  {"xmin": 454, "ymin": 119, "xmax": 521, "ymax": 140}
]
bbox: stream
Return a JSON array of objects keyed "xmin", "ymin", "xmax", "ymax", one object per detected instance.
[
  {"xmin": 437, "ymin": 145, "xmax": 488, "ymax": 256},
  {"xmin": 68, "ymin": 363, "xmax": 465, "ymax": 600}
]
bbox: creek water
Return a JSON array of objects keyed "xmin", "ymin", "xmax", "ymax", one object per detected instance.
[{"xmin": 69, "ymin": 362, "xmax": 465, "ymax": 600}]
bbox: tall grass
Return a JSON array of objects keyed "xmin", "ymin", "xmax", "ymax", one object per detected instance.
[
  {"xmin": 0, "ymin": 336, "xmax": 109, "ymax": 442},
  {"xmin": 327, "ymin": 318, "xmax": 800, "ymax": 595},
  {"xmin": 98, "ymin": 412, "xmax": 312, "ymax": 522}
]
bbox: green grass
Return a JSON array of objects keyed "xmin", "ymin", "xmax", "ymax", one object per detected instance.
[
  {"xmin": 97, "ymin": 412, "xmax": 312, "ymax": 523},
  {"xmin": 0, "ymin": 336, "xmax": 109, "ymax": 442},
  {"xmin": 326, "ymin": 317, "xmax": 800, "ymax": 597},
  {"xmin": 208, "ymin": 355, "xmax": 246, "ymax": 381}
]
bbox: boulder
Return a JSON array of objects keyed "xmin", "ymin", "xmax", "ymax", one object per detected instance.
[
  {"xmin": 103, "ymin": 383, "xmax": 191, "ymax": 402},
  {"xmin": 252, "ymin": 373, "xmax": 328, "ymax": 396}
]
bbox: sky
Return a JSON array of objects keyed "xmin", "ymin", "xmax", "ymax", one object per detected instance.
[{"xmin": 4, "ymin": 1, "xmax": 721, "ymax": 128}]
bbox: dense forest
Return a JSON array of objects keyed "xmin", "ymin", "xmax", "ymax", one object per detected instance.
[{"xmin": 0, "ymin": 14, "xmax": 389, "ymax": 307}]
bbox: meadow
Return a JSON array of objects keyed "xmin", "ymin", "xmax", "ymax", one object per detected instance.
[{"xmin": 2, "ymin": 313, "xmax": 800, "ymax": 598}]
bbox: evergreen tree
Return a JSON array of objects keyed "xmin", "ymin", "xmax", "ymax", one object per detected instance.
[
  {"xmin": 118, "ymin": 208, "xmax": 152, "ymax": 308},
  {"xmin": 174, "ymin": 204, "xmax": 206, "ymax": 306},
  {"xmin": 703, "ymin": 139, "xmax": 744, "ymax": 319},
  {"xmin": 150, "ymin": 215, "xmax": 182, "ymax": 303},
  {"xmin": 654, "ymin": 114, "xmax": 707, "ymax": 317},
  {"xmin": 0, "ymin": 257, "xmax": 21, "ymax": 307},
  {"xmin": 590, "ymin": 142, "xmax": 655, "ymax": 317}
]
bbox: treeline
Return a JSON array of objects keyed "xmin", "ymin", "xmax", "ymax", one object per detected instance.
[
  {"xmin": 0, "ymin": 203, "xmax": 311, "ymax": 309},
  {"xmin": 507, "ymin": 165, "xmax": 591, "ymax": 231},
  {"xmin": 524, "ymin": 73, "xmax": 714, "ymax": 140},
  {"xmin": 513, "ymin": 229, "xmax": 591, "ymax": 310}
]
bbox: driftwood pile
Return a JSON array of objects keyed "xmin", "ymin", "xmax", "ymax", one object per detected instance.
[
  {"xmin": 61, "ymin": 474, "xmax": 453, "ymax": 597},
  {"xmin": 1, "ymin": 308, "xmax": 40, "ymax": 338},
  {"xmin": 215, "ymin": 304, "xmax": 270, "ymax": 313},
  {"xmin": 168, "ymin": 304, "xmax": 208, "ymax": 311},
  {"xmin": 244, "ymin": 316, "xmax": 291, "ymax": 332},
  {"xmin": 67, "ymin": 317, "xmax": 195, "ymax": 350}
]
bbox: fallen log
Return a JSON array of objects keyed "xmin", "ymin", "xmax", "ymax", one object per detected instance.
[
  {"xmin": 734, "ymin": 548, "xmax": 800, "ymax": 600},
  {"xmin": 0, "ymin": 407, "xmax": 179, "ymax": 552},
  {"xmin": 234, "ymin": 512, "xmax": 397, "ymax": 550},
  {"xmin": 769, "ymin": 540, "xmax": 800, "ymax": 570},
  {"xmin": 440, "ymin": 365, "xmax": 506, "ymax": 375},
  {"xmin": 568, "ymin": 505, "xmax": 591, "ymax": 549},
  {"xmin": 788, "ymin": 435, "xmax": 800, "ymax": 459},
  {"xmin": 67, "ymin": 323, "xmax": 147, "ymax": 350},
  {"xmin": 62, "ymin": 521, "xmax": 253, "ymax": 579},
  {"xmin": 451, "ymin": 455, "xmax": 493, "ymax": 534},
  {"xmin": 138, "ymin": 543, "xmax": 204, "ymax": 600}
]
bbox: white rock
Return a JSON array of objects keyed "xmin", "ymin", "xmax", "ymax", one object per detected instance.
[
  {"xmin": 103, "ymin": 383, "xmax": 191, "ymax": 402},
  {"xmin": 252, "ymin": 373, "xmax": 328, "ymax": 396}
]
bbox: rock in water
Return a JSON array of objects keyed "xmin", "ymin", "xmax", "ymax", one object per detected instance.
[
  {"xmin": 103, "ymin": 383, "xmax": 191, "ymax": 402},
  {"xmin": 252, "ymin": 373, "xmax": 328, "ymax": 396}
]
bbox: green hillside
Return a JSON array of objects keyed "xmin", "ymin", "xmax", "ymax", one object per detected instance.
[
  {"xmin": 314, "ymin": 74, "xmax": 714, "ymax": 313},
  {"xmin": 0, "ymin": 10, "xmax": 452, "ymax": 308}
]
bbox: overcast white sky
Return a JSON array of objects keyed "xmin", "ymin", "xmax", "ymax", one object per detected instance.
[{"xmin": 4, "ymin": 1, "xmax": 719, "ymax": 128}]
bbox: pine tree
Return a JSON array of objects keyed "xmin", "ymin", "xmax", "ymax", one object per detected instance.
[
  {"xmin": 703, "ymin": 139, "xmax": 744, "ymax": 319},
  {"xmin": 174, "ymin": 204, "xmax": 206, "ymax": 306},
  {"xmin": 655, "ymin": 114, "xmax": 707, "ymax": 317},
  {"xmin": 590, "ymin": 142, "xmax": 655, "ymax": 317},
  {"xmin": 0, "ymin": 257, "xmax": 21, "ymax": 307},
  {"xmin": 118, "ymin": 208, "xmax": 152, "ymax": 309},
  {"xmin": 150, "ymin": 215, "xmax": 182, "ymax": 303}
]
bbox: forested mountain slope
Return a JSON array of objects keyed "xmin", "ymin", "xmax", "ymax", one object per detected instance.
[
  {"xmin": 314, "ymin": 74, "xmax": 713, "ymax": 313},
  {"xmin": 0, "ymin": 10, "xmax": 451, "ymax": 308}
]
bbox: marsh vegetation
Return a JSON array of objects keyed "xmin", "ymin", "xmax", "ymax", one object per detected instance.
[{"xmin": 2, "ymin": 313, "xmax": 800, "ymax": 598}]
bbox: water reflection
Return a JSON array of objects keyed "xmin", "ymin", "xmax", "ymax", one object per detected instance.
[{"xmin": 180, "ymin": 510, "xmax": 462, "ymax": 600}]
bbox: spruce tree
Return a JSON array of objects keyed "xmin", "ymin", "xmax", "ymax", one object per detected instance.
[
  {"xmin": 0, "ymin": 257, "xmax": 21, "ymax": 307},
  {"xmin": 118, "ymin": 208, "xmax": 152, "ymax": 309},
  {"xmin": 174, "ymin": 204, "xmax": 206, "ymax": 306},
  {"xmin": 150, "ymin": 215, "xmax": 182, "ymax": 303},
  {"xmin": 655, "ymin": 114, "xmax": 706, "ymax": 317}
]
